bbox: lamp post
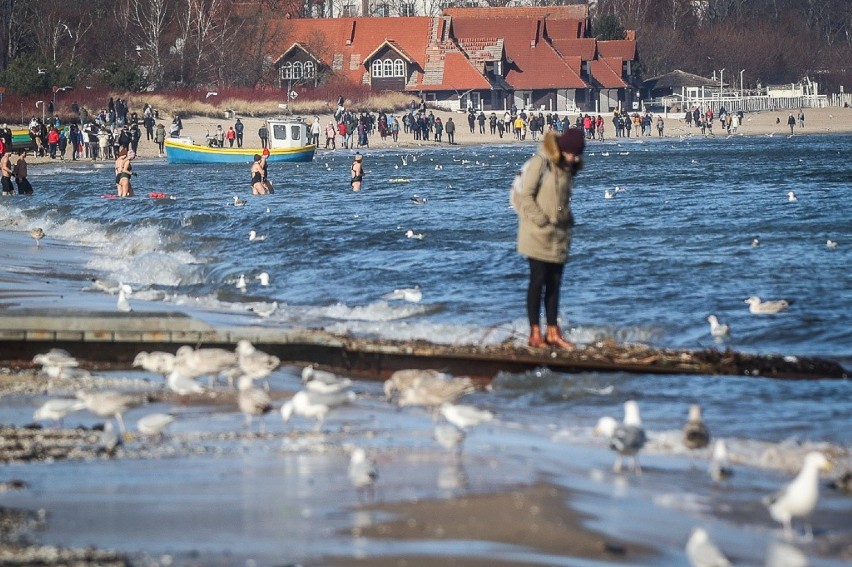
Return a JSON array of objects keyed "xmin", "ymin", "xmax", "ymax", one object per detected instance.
[
  {"xmin": 740, "ymin": 69, "xmax": 745, "ymax": 96},
  {"xmin": 720, "ymin": 68, "xmax": 725, "ymax": 99}
]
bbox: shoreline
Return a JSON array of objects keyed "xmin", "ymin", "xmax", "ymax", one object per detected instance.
[{"xmin": 14, "ymin": 106, "xmax": 852, "ymax": 166}]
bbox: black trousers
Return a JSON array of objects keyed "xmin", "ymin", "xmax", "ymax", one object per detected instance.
[{"xmin": 527, "ymin": 258, "xmax": 564, "ymax": 326}]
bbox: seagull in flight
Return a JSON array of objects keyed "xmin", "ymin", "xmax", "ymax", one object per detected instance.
[
  {"xmin": 206, "ymin": 91, "xmax": 218, "ymax": 99},
  {"xmin": 37, "ymin": 67, "xmax": 46, "ymax": 74}
]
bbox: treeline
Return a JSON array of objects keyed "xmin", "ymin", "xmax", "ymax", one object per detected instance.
[
  {"xmin": 1, "ymin": 0, "xmax": 850, "ymax": 95},
  {"xmin": 593, "ymin": 0, "xmax": 852, "ymax": 91}
]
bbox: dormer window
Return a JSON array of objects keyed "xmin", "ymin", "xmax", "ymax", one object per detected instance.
[{"xmin": 371, "ymin": 58, "xmax": 405, "ymax": 77}]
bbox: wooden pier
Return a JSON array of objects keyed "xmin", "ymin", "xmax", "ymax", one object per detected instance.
[{"xmin": 0, "ymin": 310, "xmax": 846, "ymax": 381}]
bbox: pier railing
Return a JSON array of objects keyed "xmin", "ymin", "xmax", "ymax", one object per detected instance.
[{"xmin": 658, "ymin": 93, "xmax": 830, "ymax": 116}]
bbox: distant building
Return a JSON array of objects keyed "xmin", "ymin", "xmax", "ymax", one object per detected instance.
[{"xmin": 270, "ymin": 6, "xmax": 639, "ymax": 113}]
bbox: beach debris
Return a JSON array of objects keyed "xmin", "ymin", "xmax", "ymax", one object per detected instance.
[
  {"xmin": 707, "ymin": 315, "xmax": 729, "ymax": 338},
  {"xmin": 683, "ymin": 404, "xmax": 711, "ymax": 450},
  {"xmin": 763, "ymin": 451, "xmax": 831, "ymax": 541},
  {"xmin": 745, "ymin": 296, "xmax": 790, "ymax": 314},
  {"xmin": 685, "ymin": 527, "xmax": 731, "ymax": 567}
]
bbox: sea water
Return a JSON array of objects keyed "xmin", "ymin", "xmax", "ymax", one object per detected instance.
[
  {"xmin": 1, "ymin": 132, "xmax": 850, "ymax": 564},
  {"xmin": 2, "ymin": 134, "xmax": 850, "ymax": 445}
]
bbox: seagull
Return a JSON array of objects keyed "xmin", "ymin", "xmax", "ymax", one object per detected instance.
[
  {"xmin": 348, "ymin": 447, "xmax": 378, "ymax": 494},
  {"xmin": 280, "ymin": 388, "xmax": 354, "ymax": 431},
  {"xmin": 599, "ymin": 400, "xmax": 647, "ymax": 473},
  {"xmin": 396, "ymin": 374, "xmax": 476, "ymax": 409},
  {"xmin": 132, "ymin": 351, "xmax": 176, "ymax": 376},
  {"xmin": 434, "ymin": 424, "xmax": 466, "ymax": 456},
  {"xmin": 752, "ymin": 237, "xmax": 761, "ymax": 248},
  {"xmin": 764, "ymin": 451, "xmax": 831, "ymax": 541},
  {"xmin": 708, "ymin": 439, "xmax": 734, "ymax": 482},
  {"xmin": 405, "ymin": 229, "xmax": 424, "ymax": 240},
  {"xmin": 29, "ymin": 227, "xmax": 45, "ymax": 247},
  {"xmin": 136, "ymin": 413, "xmax": 174, "ymax": 440},
  {"xmin": 787, "ymin": 191, "xmax": 797, "ymax": 202},
  {"xmin": 685, "ymin": 527, "xmax": 731, "ymax": 567},
  {"xmin": 233, "ymin": 195, "xmax": 246, "ymax": 207},
  {"xmin": 440, "ymin": 402, "xmax": 494, "ymax": 430},
  {"xmin": 683, "ymin": 404, "xmax": 711, "ymax": 450},
  {"xmin": 206, "ymin": 91, "xmax": 218, "ymax": 99},
  {"xmin": 384, "ymin": 369, "xmax": 471, "ymax": 402},
  {"xmin": 301, "ymin": 365, "xmax": 350, "ymax": 388},
  {"xmin": 411, "ymin": 194, "xmax": 427, "ymax": 205},
  {"xmin": 235, "ymin": 340, "xmax": 280, "ymax": 386},
  {"xmin": 167, "ymin": 369, "xmax": 205, "ymax": 396},
  {"xmin": 826, "ymin": 239, "xmax": 838, "ymax": 250},
  {"xmin": 707, "ymin": 315, "xmax": 729, "ymax": 338},
  {"xmin": 173, "ymin": 345, "xmax": 238, "ymax": 387},
  {"xmin": 255, "ymin": 272, "xmax": 270, "ymax": 286},
  {"xmin": 76, "ymin": 390, "xmax": 142, "ymax": 435},
  {"xmin": 33, "ymin": 399, "xmax": 86, "ymax": 427},
  {"xmin": 236, "ymin": 274, "xmax": 247, "ymax": 291},
  {"xmin": 116, "ymin": 284, "xmax": 132, "ymax": 312},
  {"xmin": 604, "ymin": 189, "xmax": 615, "ymax": 199},
  {"xmin": 248, "ymin": 230, "xmax": 267, "ymax": 241},
  {"xmin": 134, "ymin": 45, "xmax": 143, "ymax": 55},
  {"xmin": 32, "ymin": 349, "xmax": 79, "ymax": 379},
  {"xmin": 745, "ymin": 296, "xmax": 790, "ymax": 314},
  {"xmin": 381, "ymin": 286, "xmax": 422, "ymax": 303},
  {"xmin": 237, "ymin": 375, "xmax": 273, "ymax": 432}
]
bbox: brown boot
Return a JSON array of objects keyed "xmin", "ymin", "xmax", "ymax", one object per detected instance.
[
  {"xmin": 545, "ymin": 325, "xmax": 576, "ymax": 350},
  {"xmin": 528, "ymin": 324, "xmax": 546, "ymax": 348}
]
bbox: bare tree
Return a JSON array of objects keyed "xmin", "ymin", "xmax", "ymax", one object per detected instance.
[{"xmin": 126, "ymin": 0, "xmax": 173, "ymax": 86}]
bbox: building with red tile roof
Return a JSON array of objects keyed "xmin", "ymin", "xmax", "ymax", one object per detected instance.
[{"xmin": 270, "ymin": 6, "xmax": 639, "ymax": 113}]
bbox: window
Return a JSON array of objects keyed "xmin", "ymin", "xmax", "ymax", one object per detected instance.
[
  {"xmin": 304, "ymin": 61, "xmax": 315, "ymax": 78},
  {"xmin": 342, "ymin": 3, "xmax": 354, "ymax": 16},
  {"xmin": 291, "ymin": 125, "xmax": 303, "ymax": 142},
  {"xmin": 293, "ymin": 61, "xmax": 303, "ymax": 79},
  {"xmin": 394, "ymin": 59, "xmax": 404, "ymax": 77},
  {"xmin": 272, "ymin": 124, "xmax": 288, "ymax": 140},
  {"xmin": 383, "ymin": 59, "xmax": 393, "ymax": 77},
  {"xmin": 400, "ymin": 2, "xmax": 415, "ymax": 16},
  {"xmin": 375, "ymin": 3, "xmax": 389, "ymax": 16},
  {"xmin": 372, "ymin": 60, "xmax": 383, "ymax": 77},
  {"xmin": 280, "ymin": 62, "xmax": 292, "ymax": 80}
]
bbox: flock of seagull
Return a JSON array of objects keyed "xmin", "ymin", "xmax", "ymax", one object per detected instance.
[
  {"xmin": 27, "ymin": 344, "xmax": 840, "ymax": 561},
  {"xmin": 594, "ymin": 399, "xmax": 836, "ymax": 565}
]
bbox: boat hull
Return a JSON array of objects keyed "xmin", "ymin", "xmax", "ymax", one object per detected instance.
[{"xmin": 164, "ymin": 139, "xmax": 315, "ymax": 164}]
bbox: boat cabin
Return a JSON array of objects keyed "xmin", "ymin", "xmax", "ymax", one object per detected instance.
[{"xmin": 268, "ymin": 118, "xmax": 311, "ymax": 149}]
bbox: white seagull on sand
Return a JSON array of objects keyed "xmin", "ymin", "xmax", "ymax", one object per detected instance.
[
  {"xmin": 29, "ymin": 227, "xmax": 45, "ymax": 247},
  {"xmin": 137, "ymin": 413, "xmax": 175, "ymax": 439},
  {"xmin": 597, "ymin": 400, "xmax": 647, "ymax": 473},
  {"xmin": 132, "ymin": 351, "xmax": 176, "ymax": 376},
  {"xmin": 32, "ymin": 349, "xmax": 79, "ymax": 379},
  {"xmin": 33, "ymin": 398, "xmax": 86, "ymax": 426},
  {"xmin": 763, "ymin": 451, "xmax": 831, "ymax": 541},
  {"xmin": 76, "ymin": 390, "xmax": 142, "ymax": 435},
  {"xmin": 235, "ymin": 340, "xmax": 280, "ymax": 388},
  {"xmin": 683, "ymin": 404, "xmax": 711, "ymax": 450},
  {"xmin": 237, "ymin": 375, "xmax": 273, "ymax": 432},
  {"xmin": 685, "ymin": 527, "xmax": 731, "ymax": 567},
  {"xmin": 280, "ymin": 387, "xmax": 354, "ymax": 431},
  {"xmin": 745, "ymin": 296, "xmax": 790, "ymax": 314},
  {"xmin": 116, "ymin": 284, "xmax": 133, "ymax": 312},
  {"xmin": 707, "ymin": 315, "xmax": 729, "ymax": 338},
  {"xmin": 708, "ymin": 439, "xmax": 734, "ymax": 483}
]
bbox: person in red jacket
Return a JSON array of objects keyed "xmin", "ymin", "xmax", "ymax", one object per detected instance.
[{"xmin": 47, "ymin": 127, "xmax": 60, "ymax": 159}]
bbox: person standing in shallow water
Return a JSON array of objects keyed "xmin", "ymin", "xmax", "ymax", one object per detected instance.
[
  {"xmin": 515, "ymin": 128, "xmax": 585, "ymax": 350},
  {"xmin": 350, "ymin": 153, "xmax": 363, "ymax": 192}
]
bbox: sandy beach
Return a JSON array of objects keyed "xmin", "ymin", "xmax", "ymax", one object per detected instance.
[{"xmin": 15, "ymin": 105, "xmax": 852, "ymax": 166}]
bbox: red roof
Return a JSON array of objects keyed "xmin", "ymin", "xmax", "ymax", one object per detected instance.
[
  {"xmin": 590, "ymin": 58, "xmax": 627, "ymax": 89},
  {"xmin": 444, "ymin": 6, "xmax": 588, "ymax": 20},
  {"xmin": 452, "ymin": 17, "xmax": 586, "ymax": 89},
  {"xmin": 597, "ymin": 39, "xmax": 636, "ymax": 61},
  {"xmin": 543, "ymin": 19, "xmax": 586, "ymax": 40},
  {"xmin": 551, "ymin": 38, "xmax": 596, "ymax": 61},
  {"xmin": 414, "ymin": 51, "xmax": 492, "ymax": 91}
]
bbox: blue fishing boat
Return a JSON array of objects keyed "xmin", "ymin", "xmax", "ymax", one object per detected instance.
[{"xmin": 164, "ymin": 117, "xmax": 316, "ymax": 164}]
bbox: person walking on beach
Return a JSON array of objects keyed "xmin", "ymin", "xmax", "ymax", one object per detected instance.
[
  {"xmin": 797, "ymin": 109, "xmax": 805, "ymax": 128},
  {"xmin": 445, "ymin": 117, "xmax": 455, "ymax": 144},
  {"xmin": 350, "ymin": 153, "xmax": 364, "ymax": 192},
  {"xmin": 515, "ymin": 128, "xmax": 585, "ymax": 350},
  {"xmin": 325, "ymin": 122, "xmax": 336, "ymax": 149},
  {"xmin": 234, "ymin": 118, "xmax": 244, "ymax": 147},
  {"xmin": 227, "ymin": 126, "xmax": 236, "ymax": 147},
  {"xmin": 13, "ymin": 150, "xmax": 33, "ymax": 195},
  {"xmin": 787, "ymin": 113, "xmax": 796, "ymax": 134},
  {"xmin": 154, "ymin": 124, "xmax": 166, "ymax": 157}
]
